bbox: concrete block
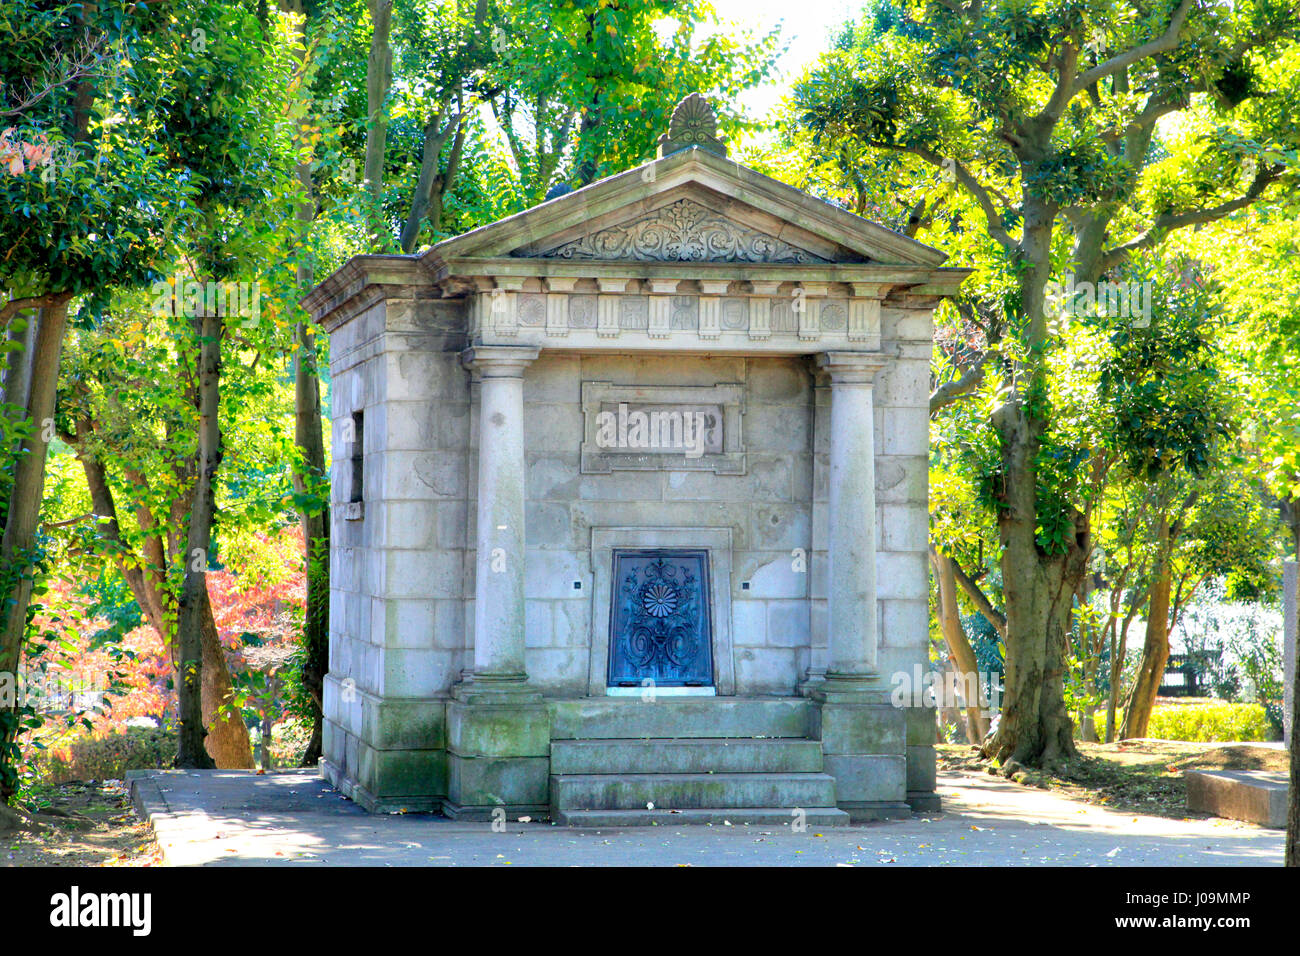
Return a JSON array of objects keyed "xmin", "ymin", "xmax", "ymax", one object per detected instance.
[
  {"xmin": 744, "ymin": 405, "xmax": 811, "ymax": 454},
  {"xmin": 357, "ymin": 741, "xmax": 448, "ymax": 799},
  {"xmin": 875, "ymin": 456, "xmax": 926, "ymax": 503},
  {"xmin": 526, "ymin": 501, "xmax": 573, "ymax": 548},
  {"xmin": 731, "ymin": 598, "xmax": 767, "ymax": 647},
  {"xmin": 881, "ymin": 407, "xmax": 929, "ymax": 456},
  {"xmin": 446, "ymin": 754, "xmax": 550, "ymax": 810},
  {"xmin": 747, "ymin": 359, "xmax": 809, "ymax": 404},
  {"xmin": 446, "ymin": 700, "xmax": 551, "ymax": 757},
  {"xmin": 879, "ymin": 503, "xmax": 928, "ymax": 552},
  {"xmin": 903, "ymin": 705, "xmax": 938, "ymax": 746},
  {"xmin": 823, "ymin": 753, "xmax": 907, "ymax": 803},
  {"xmin": 766, "ymin": 600, "xmax": 810, "ymax": 647},
  {"xmin": 743, "ymin": 553, "xmax": 807, "ymax": 599},
  {"xmin": 1186, "ymin": 770, "xmax": 1288, "ymax": 828},
  {"xmin": 876, "ymin": 551, "xmax": 928, "ymax": 600},
  {"xmin": 881, "ymin": 599, "xmax": 929, "ymax": 649},
  {"xmin": 750, "ymin": 504, "xmax": 810, "ymax": 550},
  {"xmin": 524, "ymin": 599, "xmax": 554, "ymax": 648},
  {"xmin": 547, "ymin": 697, "xmax": 813, "ymax": 740},
  {"xmin": 732, "ymin": 646, "xmax": 799, "ymax": 695},
  {"xmin": 815, "ymin": 702, "xmax": 906, "ymax": 755},
  {"xmin": 906, "ymin": 744, "xmax": 936, "ymax": 792}
]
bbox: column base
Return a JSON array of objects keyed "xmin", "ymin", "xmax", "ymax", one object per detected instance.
[
  {"xmin": 445, "ymin": 683, "xmax": 550, "ymax": 815},
  {"xmin": 813, "ymin": 694, "xmax": 908, "ymax": 814},
  {"xmin": 811, "ymin": 672, "xmax": 890, "ymax": 704},
  {"xmin": 451, "ymin": 675, "xmax": 543, "ymax": 706}
]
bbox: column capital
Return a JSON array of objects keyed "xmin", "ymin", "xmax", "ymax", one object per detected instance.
[
  {"xmin": 818, "ymin": 350, "xmax": 889, "ymax": 384},
  {"xmin": 461, "ymin": 344, "xmax": 540, "ymax": 377}
]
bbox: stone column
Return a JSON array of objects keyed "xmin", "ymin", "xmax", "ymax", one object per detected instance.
[
  {"xmin": 446, "ymin": 344, "xmax": 549, "ymax": 820},
  {"xmin": 462, "ymin": 345, "xmax": 539, "ymax": 687},
  {"xmin": 818, "ymin": 351, "xmax": 888, "ymax": 693},
  {"xmin": 812, "ymin": 351, "xmax": 908, "ymax": 822}
]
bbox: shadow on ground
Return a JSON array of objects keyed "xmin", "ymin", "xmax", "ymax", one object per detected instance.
[{"xmin": 127, "ymin": 768, "xmax": 1284, "ymax": 867}]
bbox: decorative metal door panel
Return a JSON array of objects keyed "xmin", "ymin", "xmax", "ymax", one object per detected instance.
[{"xmin": 608, "ymin": 549, "xmax": 714, "ymax": 687}]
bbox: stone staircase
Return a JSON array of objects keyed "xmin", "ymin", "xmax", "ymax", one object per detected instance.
[{"xmin": 547, "ymin": 697, "xmax": 849, "ymax": 826}]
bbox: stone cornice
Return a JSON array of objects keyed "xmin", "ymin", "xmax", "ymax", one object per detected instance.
[
  {"xmin": 428, "ymin": 256, "xmax": 970, "ymax": 292},
  {"xmin": 300, "ymin": 255, "xmax": 429, "ymax": 331}
]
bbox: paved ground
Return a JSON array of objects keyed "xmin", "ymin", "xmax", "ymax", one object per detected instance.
[{"xmin": 127, "ymin": 769, "xmax": 1284, "ymax": 867}]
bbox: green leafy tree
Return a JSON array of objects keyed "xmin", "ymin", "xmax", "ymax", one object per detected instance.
[{"xmin": 795, "ymin": 0, "xmax": 1300, "ymax": 769}]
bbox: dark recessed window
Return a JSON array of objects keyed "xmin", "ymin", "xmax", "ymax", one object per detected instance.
[{"xmin": 349, "ymin": 411, "xmax": 365, "ymax": 504}]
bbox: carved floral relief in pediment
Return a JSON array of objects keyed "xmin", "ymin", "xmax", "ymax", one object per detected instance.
[{"xmin": 526, "ymin": 198, "xmax": 832, "ymax": 264}]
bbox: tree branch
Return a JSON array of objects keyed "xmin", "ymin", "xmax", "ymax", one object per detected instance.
[
  {"xmin": 930, "ymin": 352, "xmax": 993, "ymax": 414},
  {"xmin": 1070, "ymin": 0, "xmax": 1195, "ymax": 98},
  {"xmin": 931, "ymin": 545, "xmax": 1008, "ymax": 638},
  {"xmin": 0, "ymin": 291, "xmax": 73, "ymax": 328},
  {"xmin": 1098, "ymin": 163, "xmax": 1283, "ymax": 271},
  {"xmin": 1036, "ymin": 38, "xmax": 1080, "ymax": 126},
  {"xmin": 40, "ymin": 512, "xmax": 94, "ymax": 529},
  {"xmin": 874, "ymin": 143, "xmax": 1019, "ymax": 252}
]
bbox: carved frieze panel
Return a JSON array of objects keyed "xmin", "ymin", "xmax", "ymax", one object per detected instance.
[
  {"xmin": 467, "ymin": 284, "xmax": 886, "ymax": 351},
  {"xmin": 534, "ymin": 199, "xmax": 831, "ymax": 264}
]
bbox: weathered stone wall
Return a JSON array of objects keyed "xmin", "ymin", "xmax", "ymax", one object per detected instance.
[
  {"xmin": 870, "ymin": 306, "xmax": 935, "ymax": 799},
  {"xmin": 320, "ymin": 288, "xmax": 468, "ymax": 810},
  {"xmin": 512, "ymin": 352, "xmax": 815, "ymax": 697},
  {"xmin": 319, "ymin": 285, "xmax": 936, "ymax": 806}
]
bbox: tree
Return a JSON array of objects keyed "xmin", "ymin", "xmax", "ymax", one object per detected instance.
[
  {"xmin": 1, "ymin": 0, "xmax": 182, "ymax": 800},
  {"xmin": 795, "ymin": 0, "xmax": 1300, "ymax": 769},
  {"xmin": 276, "ymin": 0, "xmax": 337, "ymax": 766},
  {"xmin": 486, "ymin": 0, "xmax": 781, "ymax": 204}
]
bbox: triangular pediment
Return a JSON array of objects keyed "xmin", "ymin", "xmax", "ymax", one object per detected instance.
[
  {"xmin": 425, "ymin": 148, "xmax": 949, "ymax": 270},
  {"xmin": 529, "ymin": 196, "xmax": 832, "ymax": 265}
]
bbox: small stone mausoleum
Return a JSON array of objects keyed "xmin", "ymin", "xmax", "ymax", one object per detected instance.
[{"xmin": 303, "ymin": 95, "xmax": 968, "ymax": 824}]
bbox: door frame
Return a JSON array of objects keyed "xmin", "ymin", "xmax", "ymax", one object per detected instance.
[{"xmin": 588, "ymin": 527, "xmax": 736, "ymax": 697}]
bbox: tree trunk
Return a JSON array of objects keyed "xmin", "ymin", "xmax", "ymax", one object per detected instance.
[
  {"xmin": 283, "ymin": 3, "xmax": 331, "ymax": 767},
  {"xmin": 200, "ymin": 592, "xmax": 254, "ymax": 767},
  {"xmin": 1288, "ymin": 491, "xmax": 1300, "ymax": 865},
  {"xmin": 980, "ymin": 208, "xmax": 1084, "ymax": 771},
  {"xmin": 174, "ymin": 310, "xmax": 221, "ymax": 769},
  {"xmin": 75, "ymin": 433, "xmax": 252, "ymax": 767},
  {"xmin": 983, "ymin": 545, "xmax": 1082, "ymax": 770},
  {"xmin": 399, "ymin": 111, "xmax": 465, "ymax": 253},
  {"xmin": 932, "ymin": 549, "xmax": 989, "ymax": 742},
  {"xmin": 261, "ymin": 708, "xmax": 274, "ymax": 771},
  {"xmin": 364, "ymin": 0, "xmax": 393, "ymax": 239},
  {"xmin": 0, "ymin": 297, "xmax": 71, "ymax": 802},
  {"xmin": 293, "ymin": 319, "xmax": 329, "ymax": 766},
  {"xmin": 1, "ymin": 306, "xmax": 39, "ymax": 416},
  {"xmin": 1121, "ymin": 517, "xmax": 1172, "ymax": 740}
]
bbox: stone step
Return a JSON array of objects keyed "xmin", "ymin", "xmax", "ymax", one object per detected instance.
[
  {"xmin": 554, "ymin": 807, "xmax": 850, "ymax": 827},
  {"xmin": 550, "ymin": 737, "xmax": 824, "ymax": 775},
  {"xmin": 547, "ymin": 697, "xmax": 813, "ymax": 740},
  {"xmin": 550, "ymin": 772, "xmax": 838, "ymax": 811}
]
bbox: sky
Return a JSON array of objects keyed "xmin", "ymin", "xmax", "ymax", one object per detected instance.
[{"xmin": 703, "ymin": 0, "xmax": 861, "ymax": 120}]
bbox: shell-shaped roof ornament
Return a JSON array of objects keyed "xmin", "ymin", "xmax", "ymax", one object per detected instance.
[{"xmin": 657, "ymin": 92, "xmax": 727, "ymax": 158}]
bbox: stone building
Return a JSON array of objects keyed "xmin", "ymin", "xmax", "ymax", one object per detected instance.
[{"xmin": 302, "ymin": 96, "xmax": 969, "ymax": 824}]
